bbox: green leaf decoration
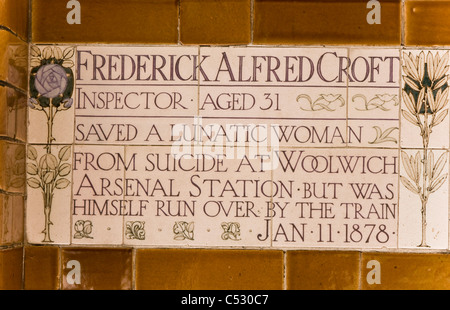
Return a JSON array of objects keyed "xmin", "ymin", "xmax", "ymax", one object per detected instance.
[
  {"xmin": 55, "ymin": 178, "xmax": 70, "ymax": 189},
  {"xmin": 27, "ymin": 163, "xmax": 38, "ymax": 175},
  {"xmin": 63, "ymin": 47, "xmax": 75, "ymax": 60},
  {"xmin": 58, "ymin": 145, "xmax": 71, "ymax": 161},
  {"xmin": 27, "ymin": 146, "xmax": 38, "ymax": 161},
  {"xmin": 10, "ymin": 177, "xmax": 25, "ymax": 188},
  {"xmin": 401, "ymin": 110, "xmax": 419, "ymax": 126},
  {"xmin": 40, "ymin": 153, "xmax": 58, "ymax": 170},
  {"xmin": 73, "ymin": 232, "xmax": 83, "ymax": 239},
  {"xmin": 42, "ymin": 46, "xmax": 52, "ymax": 59},
  {"xmin": 369, "ymin": 126, "xmax": 398, "ymax": 144},
  {"xmin": 431, "ymin": 152, "xmax": 447, "ymax": 181},
  {"xmin": 43, "ymin": 171, "xmax": 55, "ymax": 184},
  {"xmin": 431, "ymin": 109, "xmax": 448, "ymax": 127},
  {"xmin": 27, "ymin": 177, "xmax": 41, "ymax": 189},
  {"xmin": 30, "ymin": 45, "xmax": 41, "ymax": 58},
  {"xmin": 401, "ymin": 151, "xmax": 417, "ymax": 183},
  {"xmin": 53, "ymin": 46, "xmax": 63, "ymax": 60},
  {"xmin": 430, "ymin": 174, "xmax": 448, "ymax": 193},
  {"xmin": 58, "ymin": 163, "xmax": 71, "ymax": 177},
  {"xmin": 62, "ymin": 59, "xmax": 74, "ymax": 68},
  {"xmin": 400, "ymin": 175, "xmax": 419, "ymax": 194}
]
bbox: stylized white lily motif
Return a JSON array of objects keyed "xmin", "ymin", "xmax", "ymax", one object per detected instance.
[{"xmin": 400, "ymin": 51, "xmax": 449, "ymax": 248}]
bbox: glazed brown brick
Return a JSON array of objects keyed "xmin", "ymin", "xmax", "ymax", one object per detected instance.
[
  {"xmin": 136, "ymin": 249, "xmax": 283, "ymax": 290},
  {"xmin": 0, "ymin": 141, "xmax": 26, "ymax": 194},
  {"xmin": 180, "ymin": 0, "xmax": 251, "ymax": 44},
  {"xmin": 286, "ymin": 251, "xmax": 360, "ymax": 290},
  {"xmin": 361, "ymin": 252, "xmax": 450, "ymax": 290},
  {"xmin": 61, "ymin": 248, "xmax": 132, "ymax": 290},
  {"xmin": 405, "ymin": 0, "xmax": 450, "ymax": 46},
  {"xmin": 0, "ymin": 0, "xmax": 29, "ymax": 40},
  {"xmin": 0, "ymin": 246, "xmax": 23, "ymax": 289},
  {"xmin": 254, "ymin": 0, "xmax": 401, "ymax": 45},
  {"xmin": 24, "ymin": 246, "xmax": 60, "ymax": 290},
  {"xmin": 0, "ymin": 86, "xmax": 27, "ymax": 141},
  {"xmin": 32, "ymin": 0, "xmax": 178, "ymax": 44},
  {"xmin": 0, "ymin": 194, "xmax": 24, "ymax": 245},
  {"xmin": 0, "ymin": 30, "xmax": 28, "ymax": 90}
]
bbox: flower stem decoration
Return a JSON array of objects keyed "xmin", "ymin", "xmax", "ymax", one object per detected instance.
[
  {"xmin": 27, "ymin": 46, "xmax": 75, "ymax": 242},
  {"xmin": 400, "ymin": 51, "xmax": 449, "ymax": 247}
]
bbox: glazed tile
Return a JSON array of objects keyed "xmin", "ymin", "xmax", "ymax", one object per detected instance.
[
  {"xmin": 199, "ymin": 47, "xmax": 349, "ymax": 87},
  {"xmin": 0, "ymin": 86, "xmax": 20, "ymax": 140},
  {"xmin": 28, "ymin": 45, "xmax": 76, "ymax": 144},
  {"xmin": 196, "ymin": 116, "xmax": 348, "ymax": 150},
  {"xmin": 24, "ymin": 246, "xmax": 60, "ymax": 290},
  {"xmin": 405, "ymin": 0, "xmax": 450, "ymax": 46},
  {"xmin": 74, "ymin": 46, "xmax": 199, "ymax": 145},
  {"xmin": 398, "ymin": 149, "xmax": 448, "ymax": 249},
  {"xmin": 400, "ymin": 49, "xmax": 450, "ymax": 149},
  {"xmin": 180, "ymin": 0, "xmax": 251, "ymax": 45},
  {"xmin": 0, "ymin": 194, "xmax": 24, "ymax": 245},
  {"xmin": 361, "ymin": 252, "xmax": 450, "ymax": 289},
  {"xmin": 348, "ymin": 87, "xmax": 400, "ymax": 120},
  {"xmin": 0, "ymin": 0, "xmax": 29, "ymax": 40},
  {"xmin": 26, "ymin": 144, "xmax": 72, "ymax": 244},
  {"xmin": 124, "ymin": 145, "xmax": 272, "ymax": 247},
  {"xmin": 272, "ymin": 148, "xmax": 398, "ymax": 248},
  {"xmin": 135, "ymin": 248, "xmax": 283, "ymax": 290},
  {"xmin": 22, "ymin": 44, "xmax": 450, "ymax": 253},
  {"xmin": 32, "ymin": 0, "xmax": 178, "ymax": 44},
  {"xmin": 0, "ymin": 141, "xmax": 25, "ymax": 194},
  {"xmin": 61, "ymin": 247, "xmax": 132, "ymax": 290},
  {"xmin": 71, "ymin": 144, "xmax": 125, "ymax": 245},
  {"xmin": 348, "ymin": 48, "xmax": 401, "ymax": 88},
  {"xmin": 253, "ymin": 0, "xmax": 401, "ymax": 45},
  {"xmin": 347, "ymin": 119, "xmax": 399, "ymax": 148},
  {"xmin": 286, "ymin": 250, "xmax": 360, "ymax": 290},
  {"xmin": 0, "ymin": 247, "xmax": 23, "ymax": 289},
  {"xmin": 0, "ymin": 30, "xmax": 27, "ymax": 91},
  {"xmin": 0, "ymin": 85, "xmax": 27, "ymax": 142}
]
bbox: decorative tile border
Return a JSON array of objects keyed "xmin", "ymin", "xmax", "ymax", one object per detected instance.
[{"xmin": 25, "ymin": 45, "xmax": 450, "ymax": 250}]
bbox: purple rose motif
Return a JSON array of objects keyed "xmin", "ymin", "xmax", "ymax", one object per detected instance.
[{"xmin": 34, "ymin": 64, "xmax": 68, "ymax": 99}]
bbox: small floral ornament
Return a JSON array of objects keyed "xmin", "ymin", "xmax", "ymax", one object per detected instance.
[
  {"xmin": 352, "ymin": 93, "xmax": 399, "ymax": 111},
  {"xmin": 73, "ymin": 220, "xmax": 93, "ymax": 239},
  {"xmin": 125, "ymin": 221, "xmax": 145, "ymax": 240},
  {"xmin": 29, "ymin": 46, "xmax": 74, "ymax": 109},
  {"xmin": 297, "ymin": 93, "xmax": 345, "ymax": 111},
  {"xmin": 173, "ymin": 221, "xmax": 194, "ymax": 240},
  {"xmin": 221, "ymin": 222, "xmax": 241, "ymax": 241}
]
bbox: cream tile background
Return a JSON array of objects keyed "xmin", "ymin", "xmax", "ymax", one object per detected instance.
[{"xmin": 25, "ymin": 45, "xmax": 450, "ymax": 250}]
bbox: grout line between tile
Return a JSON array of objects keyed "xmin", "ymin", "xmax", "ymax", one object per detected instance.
[
  {"xmin": 358, "ymin": 251, "xmax": 362, "ymax": 290},
  {"xmin": 28, "ymin": 0, "xmax": 31, "ymax": 43},
  {"xmin": 283, "ymin": 250, "xmax": 287, "ymax": 290},
  {"xmin": 132, "ymin": 248, "xmax": 136, "ymax": 290},
  {"xmin": 397, "ymin": 47, "xmax": 402, "ymax": 250},
  {"xmin": 177, "ymin": 0, "xmax": 181, "ymax": 45},
  {"xmin": 0, "ymin": 25, "xmax": 27, "ymax": 43},
  {"xmin": 0, "ymin": 80, "xmax": 27, "ymax": 95},
  {"xmin": 401, "ymin": 0, "xmax": 405, "ymax": 47},
  {"xmin": 250, "ymin": 0, "xmax": 254, "ymax": 45}
]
